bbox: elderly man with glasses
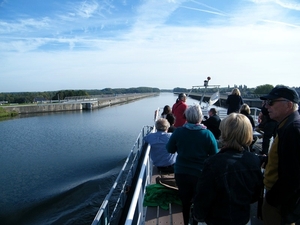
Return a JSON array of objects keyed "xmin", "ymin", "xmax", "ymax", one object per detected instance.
[{"xmin": 260, "ymin": 85, "xmax": 300, "ymax": 225}]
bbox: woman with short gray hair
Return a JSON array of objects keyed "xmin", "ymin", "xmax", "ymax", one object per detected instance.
[
  {"xmin": 167, "ymin": 104, "xmax": 218, "ymax": 225},
  {"xmin": 185, "ymin": 103, "xmax": 203, "ymax": 124}
]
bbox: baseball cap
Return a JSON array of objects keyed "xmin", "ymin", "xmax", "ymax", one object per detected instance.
[{"xmin": 260, "ymin": 86, "xmax": 299, "ymax": 103}]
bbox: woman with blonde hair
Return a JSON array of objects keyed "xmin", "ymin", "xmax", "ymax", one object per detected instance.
[
  {"xmin": 226, "ymin": 88, "xmax": 244, "ymax": 115},
  {"xmin": 239, "ymin": 103, "xmax": 255, "ymax": 129},
  {"xmin": 194, "ymin": 113, "xmax": 263, "ymax": 225}
]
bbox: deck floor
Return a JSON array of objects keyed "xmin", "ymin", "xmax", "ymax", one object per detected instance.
[{"xmin": 145, "ymin": 167, "xmax": 184, "ymax": 224}]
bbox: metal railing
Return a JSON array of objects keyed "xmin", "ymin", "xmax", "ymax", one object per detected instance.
[
  {"xmin": 216, "ymin": 107, "xmax": 261, "ymax": 124},
  {"xmin": 91, "ymin": 106, "xmax": 262, "ymax": 225},
  {"xmin": 91, "ymin": 125, "xmax": 154, "ymax": 225}
]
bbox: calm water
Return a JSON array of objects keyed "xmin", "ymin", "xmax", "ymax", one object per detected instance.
[{"xmin": 0, "ymin": 93, "xmax": 200, "ymax": 225}]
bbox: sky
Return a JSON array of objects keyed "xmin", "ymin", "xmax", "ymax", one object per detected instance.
[{"xmin": 0, "ymin": 0, "xmax": 300, "ymax": 92}]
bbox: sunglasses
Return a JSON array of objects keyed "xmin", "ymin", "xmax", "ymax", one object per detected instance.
[{"xmin": 266, "ymin": 99, "xmax": 288, "ymax": 106}]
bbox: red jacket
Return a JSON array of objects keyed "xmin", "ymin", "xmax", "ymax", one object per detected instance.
[{"xmin": 172, "ymin": 100, "xmax": 187, "ymax": 127}]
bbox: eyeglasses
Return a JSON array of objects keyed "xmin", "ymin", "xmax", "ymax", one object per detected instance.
[{"xmin": 266, "ymin": 99, "xmax": 288, "ymax": 106}]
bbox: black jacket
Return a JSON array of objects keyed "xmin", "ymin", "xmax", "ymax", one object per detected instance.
[
  {"xmin": 226, "ymin": 95, "xmax": 244, "ymax": 115},
  {"xmin": 266, "ymin": 111, "xmax": 300, "ymax": 208},
  {"xmin": 202, "ymin": 114, "xmax": 221, "ymax": 139},
  {"xmin": 194, "ymin": 148, "xmax": 263, "ymax": 225}
]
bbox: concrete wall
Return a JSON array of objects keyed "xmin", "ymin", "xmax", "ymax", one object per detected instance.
[
  {"xmin": 4, "ymin": 103, "xmax": 82, "ymax": 114},
  {"xmin": 3, "ymin": 93, "xmax": 158, "ymax": 114}
]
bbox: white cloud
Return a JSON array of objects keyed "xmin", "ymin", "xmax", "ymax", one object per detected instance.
[{"xmin": 1, "ymin": 0, "xmax": 300, "ymax": 92}]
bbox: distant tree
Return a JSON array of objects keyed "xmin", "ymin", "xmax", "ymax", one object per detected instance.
[
  {"xmin": 254, "ymin": 84, "xmax": 274, "ymax": 94},
  {"xmin": 1, "ymin": 87, "xmax": 160, "ymax": 103},
  {"xmin": 173, "ymin": 87, "xmax": 189, "ymax": 93},
  {"xmin": 52, "ymin": 90, "xmax": 89, "ymax": 100}
]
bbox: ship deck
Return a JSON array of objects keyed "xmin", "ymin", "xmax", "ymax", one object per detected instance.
[{"xmin": 144, "ymin": 138, "xmax": 266, "ymax": 225}]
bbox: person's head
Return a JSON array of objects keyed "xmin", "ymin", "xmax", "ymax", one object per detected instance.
[
  {"xmin": 155, "ymin": 118, "xmax": 170, "ymax": 131},
  {"xmin": 260, "ymin": 85, "xmax": 299, "ymax": 122},
  {"xmin": 231, "ymin": 88, "xmax": 241, "ymax": 96},
  {"xmin": 178, "ymin": 93, "xmax": 187, "ymax": 102},
  {"xmin": 162, "ymin": 105, "xmax": 171, "ymax": 115},
  {"xmin": 166, "ymin": 113, "xmax": 176, "ymax": 126},
  {"xmin": 185, "ymin": 104, "xmax": 203, "ymax": 124},
  {"xmin": 209, "ymin": 108, "xmax": 217, "ymax": 116},
  {"xmin": 220, "ymin": 113, "xmax": 253, "ymax": 151},
  {"xmin": 239, "ymin": 103, "xmax": 251, "ymax": 115}
]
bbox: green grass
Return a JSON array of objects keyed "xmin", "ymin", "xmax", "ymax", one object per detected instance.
[{"xmin": 0, "ymin": 107, "xmax": 18, "ymax": 118}]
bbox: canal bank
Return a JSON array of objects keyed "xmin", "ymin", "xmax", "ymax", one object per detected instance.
[{"xmin": 3, "ymin": 93, "xmax": 158, "ymax": 114}]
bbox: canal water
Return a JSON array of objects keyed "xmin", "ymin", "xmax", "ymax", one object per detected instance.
[{"xmin": 0, "ymin": 93, "xmax": 203, "ymax": 225}]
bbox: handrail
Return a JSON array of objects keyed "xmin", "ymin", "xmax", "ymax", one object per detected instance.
[
  {"xmin": 124, "ymin": 144, "xmax": 152, "ymax": 225},
  {"xmin": 124, "ymin": 108, "xmax": 159, "ymax": 224},
  {"xmin": 91, "ymin": 125, "xmax": 153, "ymax": 225}
]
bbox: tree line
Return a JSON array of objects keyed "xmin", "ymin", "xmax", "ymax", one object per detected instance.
[
  {"xmin": 173, "ymin": 84, "xmax": 300, "ymax": 98},
  {"xmin": 0, "ymin": 87, "xmax": 160, "ymax": 104},
  {"xmin": 1, "ymin": 85, "xmax": 299, "ymax": 104}
]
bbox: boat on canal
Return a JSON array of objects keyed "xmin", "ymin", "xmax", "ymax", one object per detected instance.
[{"xmin": 91, "ymin": 83, "xmax": 263, "ymax": 225}]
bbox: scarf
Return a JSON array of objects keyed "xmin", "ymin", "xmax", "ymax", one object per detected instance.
[{"xmin": 183, "ymin": 122, "xmax": 206, "ymax": 130}]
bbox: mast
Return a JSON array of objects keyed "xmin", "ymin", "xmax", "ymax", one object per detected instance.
[{"xmin": 200, "ymin": 77, "xmax": 211, "ymax": 104}]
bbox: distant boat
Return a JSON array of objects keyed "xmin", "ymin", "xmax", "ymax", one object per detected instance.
[{"xmin": 209, "ymin": 91, "xmax": 219, "ymax": 106}]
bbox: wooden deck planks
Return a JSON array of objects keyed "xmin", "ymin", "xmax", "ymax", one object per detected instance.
[{"xmin": 145, "ymin": 166, "xmax": 184, "ymax": 225}]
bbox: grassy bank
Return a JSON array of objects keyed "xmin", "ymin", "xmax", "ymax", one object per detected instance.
[{"xmin": 0, "ymin": 107, "xmax": 18, "ymax": 118}]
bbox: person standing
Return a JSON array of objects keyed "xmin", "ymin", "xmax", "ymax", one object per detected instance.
[
  {"xmin": 260, "ymin": 85, "xmax": 300, "ymax": 225},
  {"xmin": 226, "ymin": 88, "xmax": 244, "ymax": 115},
  {"xmin": 256, "ymin": 101, "xmax": 277, "ymax": 155},
  {"xmin": 202, "ymin": 108, "xmax": 221, "ymax": 140},
  {"xmin": 167, "ymin": 104, "xmax": 218, "ymax": 225},
  {"xmin": 193, "ymin": 113, "xmax": 263, "ymax": 225},
  {"xmin": 172, "ymin": 93, "xmax": 188, "ymax": 127}
]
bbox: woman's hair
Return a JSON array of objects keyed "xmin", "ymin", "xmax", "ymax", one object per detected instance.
[
  {"xmin": 220, "ymin": 113, "xmax": 253, "ymax": 150},
  {"xmin": 161, "ymin": 105, "xmax": 171, "ymax": 116},
  {"xmin": 155, "ymin": 118, "xmax": 170, "ymax": 131},
  {"xmin": 231, "ymin": 88, "xmax": 241, "ymax": 96},
  {"xmin": 176, "ymin": 93, "xmax": 187, "ymax": 103},
  {"xmin": 166, "ymin": 113, "xmax": 176, "ymax": 126},
  {"xmin": 184, "ymin": 104, "xmax": 203, "ymax": 124},
  {"xmin": 209, "ymin": 108, "xmax": 217, "ymax": 115},
  {"xmin": 239, "ymin": 103, "xmax": 251, "ymax": 115}
]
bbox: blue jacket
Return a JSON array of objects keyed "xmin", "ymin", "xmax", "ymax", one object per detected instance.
[
  {"xmin": 144, "ymin": 131, "xmax": 177, "ymax": 167},
  {"xmin": 194, "ymin": 148, "xmax": 263, "ymax": 225}
]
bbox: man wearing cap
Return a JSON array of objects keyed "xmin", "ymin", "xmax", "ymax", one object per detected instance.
[
  {"xmin": 260, "ymin": 85, "xmax": 300, "ymax": 225},
  {"xmin": 172, "ymin": 93, "xmax": 188, "ymax": 127}
]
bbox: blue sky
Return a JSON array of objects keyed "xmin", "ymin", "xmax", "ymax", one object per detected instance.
[{"xmin": 0, "ymin": 0, "xmax": 300, "ymax": 92}]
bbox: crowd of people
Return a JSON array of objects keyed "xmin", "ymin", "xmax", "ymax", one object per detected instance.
[{"xmin": 143, "ymin": 86, "xmax": 300, "ymax": 225}]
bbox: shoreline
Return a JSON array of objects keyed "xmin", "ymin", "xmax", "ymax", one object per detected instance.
[{"xmin": 2, "ymin": 93, "xmax": 158, "ymax": 115}]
